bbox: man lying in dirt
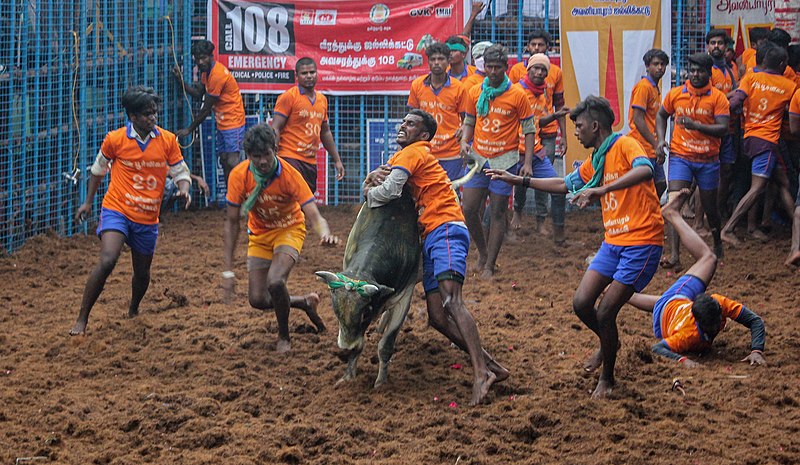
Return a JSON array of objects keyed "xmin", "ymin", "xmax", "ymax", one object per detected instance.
[{"xmin": 627, "ymin": 188, "xmax": 766, "ymax": 367}]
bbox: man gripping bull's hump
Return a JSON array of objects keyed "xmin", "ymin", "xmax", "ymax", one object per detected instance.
[{"xmin": 364, "ymin": 109, "xmax": 509, "ymax": 406}]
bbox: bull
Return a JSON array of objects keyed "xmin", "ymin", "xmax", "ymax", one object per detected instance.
[{"xmin": 316, "ymin": 158, "xmax": 480, "ymax": 388}]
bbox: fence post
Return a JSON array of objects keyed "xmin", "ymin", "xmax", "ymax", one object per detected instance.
[
  {"xmin": 333, "ymin": 96, "xmax": 340, "ymax": 205},
  {"xmin": 674, "ymin": 0, "xmax": 683, "ymax": 86},
  {"xmin": 78, "ymin": 0, "xmax": 89, "ymax": 234},
  {"xmin": 517, "ymin": 0, "xmax": 524, "ymax": 60}
]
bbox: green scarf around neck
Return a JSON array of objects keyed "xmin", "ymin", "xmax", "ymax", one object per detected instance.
[
  {"xmin": 570, "ymin": 132, "xmax": 621, "ymax": 194},
  {"xmin": 242, "ymin": 160, "xmax": 278, "ymax": 215},
  {"xmin": 477, "ymin": 75, "xmax": 511, "ymax": 117}
]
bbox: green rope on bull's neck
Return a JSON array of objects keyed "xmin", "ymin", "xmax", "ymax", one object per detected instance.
[
  {"xmin": 328, "ymin": 273, "xmax": 371, "ymax": 297},
  {"xmin": 570, "ymin": 132, "xmax": 621, "ymax": 195}
]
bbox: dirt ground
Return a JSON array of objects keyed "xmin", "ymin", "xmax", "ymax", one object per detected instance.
[{"xmin": 1, "ymin": 206, "xmax": 799, "ymax": 464}]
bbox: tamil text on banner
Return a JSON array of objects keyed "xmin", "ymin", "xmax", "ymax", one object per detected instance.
[
  {"xmin": 775, "ymin": 0, "xmax": 800, "ymax": 44},
  {"xmin": 207, "ymin": 0, "xmax": 464, "ymax": 95},
  {"xmin": 559, "ymin": 0, "xmax": 671, "ymax": 170},
  {"xmin": 710, "ymin": 0, "xmax": 776, "ymax": 55}
]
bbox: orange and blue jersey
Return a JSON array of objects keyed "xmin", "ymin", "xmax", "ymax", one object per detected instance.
[
  {"xmin": 515, "ymin": 81, "xmax": 546, "ymax": 154},
  {"xmin": 465, "ymin": 83, "xmax": 535, "ymax": 158},
  {"xmin": 387, "ymin": 140, "xmax": 464, "ymax": 237},
  {"xmin": 201, "ymin": 61, "xmax": 245, "ymax": 130},
  {"xmin": 565, "ymin": 135, "xmax": 664, "ymax": 246},
  {"xmin": 628, "ymin": 76, "xmax": 661, "ymax": 157},
  {"xmin": 460, "ymin": 71, "xmax": 486, "ymax": 92},
  {"xmin": 407, "ymin": 75, "xmax": 467, "ymax": 160},
  {"xmin": 273, "ymin": 86, "xmax": 329, "ymax": 162},
  {"xmin": 510, "ymin": 61, "xmax": 564, "ymax": 136},
  {"xmin": 446, "ymin": 64, "xmax": 476, "ymax": 81},
  {"xmin": 735, "ymin": 71, "xmax": 797, "ymax": 144},
  {"xmin": 226, "ymin": 158, "xmax": 315, "ymax": 235},
  {"xmin": 100, "ymin": 123, "xmax": 184, "ymax": 225},
  {"xmin": 791, "ymin": 88, "xmax": 800, "ymax": 117},
  {"xmin": 661, "ymin": 82, "xmax": 730, "ymax": 161},
  {"xmin": 658, "ymin": 293, "xmax": 743, "ymax": 354},
  {"xmin": 711, "ymin": 64, "xmax": 735, "ymax": 94}
]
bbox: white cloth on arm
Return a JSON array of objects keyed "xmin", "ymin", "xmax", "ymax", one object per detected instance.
[
  {"xmin": 366, "ymin": 169, "xmax": 409, "ymax": 208},
  {"xmin": 168, "ymin": 161, "xmax": 192, "ymax": 185},
  {"xmin": 90, "ymin": 150, "xmax": 111, "ymax": 176}
]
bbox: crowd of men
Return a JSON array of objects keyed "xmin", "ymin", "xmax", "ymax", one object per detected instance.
[{"xmin": 67, "ymin": 19, "xmax": 799, "ymax": 404}]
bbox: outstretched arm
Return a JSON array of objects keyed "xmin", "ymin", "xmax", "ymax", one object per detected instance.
[
  {"xmin": 734, "ymin": 306, "xmax": 766, "ymax": 365},
  {"xmin": 461, "ymin": 2, "xmax": 485, "ymax": 38},
  {"xmin": 652, "ymin": 341, "xmax": 700, "ymax": 367},
  {"xmin": 172, "ymin": 66, "xmax": 205, "ymax": 98},
  {"xmin": 177, "ymin": 94, "xmax": 218, "ymax": 137},
  {"xmin": 301, "ymin": 201, "xmax": 339, "ymax": 245}
]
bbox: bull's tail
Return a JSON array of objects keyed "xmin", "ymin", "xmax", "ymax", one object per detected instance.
[{"xmin": 451, "ymin": 151, "xmax": 483, "ymax": 190}]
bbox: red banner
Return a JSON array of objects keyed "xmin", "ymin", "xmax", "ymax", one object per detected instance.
[{"xmin": 207, "ymin": 1, "xmax": 464, "ymax": 95}]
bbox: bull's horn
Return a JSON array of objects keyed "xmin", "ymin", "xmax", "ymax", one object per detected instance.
[
  {"xmin": 315, "ymin": 271, "xmax": 340, "ymax": 284},
  {"xmin": 451, "ymin": 155, "xmax": 482, "ymax": 190},
  {"xmin": 361, "ymin": 284, "xmax": 380, "ymax": 296}
]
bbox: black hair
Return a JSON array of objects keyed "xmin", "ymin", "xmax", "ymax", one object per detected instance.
[
  {"xmin": 643, "ymin": 49, "xmax": 669, "ymax": 66},
  {"xmin": 407, "ymin": 109, "xmax": 437, "ymax": 141},
  {"xmin": 705, "ymin": 29, "xmax": 729, "ymax": 45},
  {"xmin": 692, "ymin": 293, "xmax": 722, "ymax": 335},
  {"xmin": 756, "ymin": 41, "xmax": 777, "ymax": 66},
  {"xmin": 569, "ymin": 95, "xmax": 615, "ymax": 130},
  {"xmin": 295, "ymin": 57, "xmax": 316, "ymax": 72},
  {"xmin": 687, "ymin": 52, "xmax": 713, "ymax": 72},
  {"xmin": 445, "ymin": 35, "xmax": 467, "ymax": 48},
  {"xmin": 191, "ymin": 39, "xmax": 215, "ymax": 57},
  {"xmin": 425, "ymin": 42, "xmax": 450, "ymax": 59},
  {"xmin": 788, "ymin": 44, "xmax": 800, "ymax": 69},
  {"xmin": 762, "ymin": 45, "xmax": 788, "ymax": 70},
  {"xmin": 482, "ymin": 44, "xmax": 507, "ymax": 65},
  {"xmin": 526, "ymin": 29, "xmax": 552, "ymax": 46},
  {"xmin": 243, "ymin": 123, "xmax": 278, "ymax": 155},
  {"xmin": 749, "ymin": 27, "xmax": 769, "ymax": 44},
  {"xmin": 121, "ymin": 85, "xmax": 161, "ymax": 117},
  {"xmin": 767, "ymin": 28, "xmax": 791, "ymax": 49}
]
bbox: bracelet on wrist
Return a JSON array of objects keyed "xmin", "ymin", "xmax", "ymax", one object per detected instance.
[
  {"xmin": 677, "ymin": 356, "xmax": 687, "ymax": 363},
  {"xmin": 221, "ymin": 271, "xmax": 235, "ymax": 279},
  {"xmin": 751, "ymin": 349, "xmax": 763, "ymax": 354}
]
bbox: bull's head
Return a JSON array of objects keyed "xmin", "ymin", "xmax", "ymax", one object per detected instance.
[{"xmin": 316, "ymin": 271, "xmax": 394, "ymax": 351}]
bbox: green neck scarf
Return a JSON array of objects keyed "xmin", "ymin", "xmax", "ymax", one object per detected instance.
[
  {"xmin": 571, "ymin": 132, "xmax": 621, "ymax": 194},
  {"xmin": 242, "ymin": 161, "xmax": 278, "ymax": 215},
  {"xmin": 327, "ymin": 273, "xmax": 371, "ymax": 297},
  {"xmin": 477, "ymin": 75, "xmax": 511, "ymax": 117}
]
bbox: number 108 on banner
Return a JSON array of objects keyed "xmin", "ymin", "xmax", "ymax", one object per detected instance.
[{"xmin": 218, "ymin": 1, "xmax": 295, "ymax": 55}]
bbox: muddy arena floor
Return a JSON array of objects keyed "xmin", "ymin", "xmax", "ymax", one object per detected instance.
[{"xmin": 1, "ymin": 206, "xmax": 799, "ymax": 464}]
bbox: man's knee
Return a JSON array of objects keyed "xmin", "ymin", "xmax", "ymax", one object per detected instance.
[
  {"xmin": 249, "ymin": 294, "xmax": 269, "ymax": 309},
  {"xmin": 572, "ymin": 293, "xmax": 594, "ymax": 315},
  {"xmin": 97, "ymin": 253, "xmax": 120, "ymax": 275},
  {"xmin": 266, "ymin": 278, "xmax": 288, "ymax": 296}
]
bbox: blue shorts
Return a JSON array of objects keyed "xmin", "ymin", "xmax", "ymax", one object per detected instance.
[
  {"xmin": 668, "ymin": 156, "xmax": 720, "ymax": 190},
  {"xmin": 528, "ymin": 152, "xmax": 558, "ymax": 178},
  {"xmin": 587, "ymin": 241, "xmax": 662, "ymax": 292},
  {"xmin": 216, "ymin": 125, "xmax": 245, "ymax": 153},
  {"xmin": 422, "ymin": 222, "xmax": 469, "ymax": 293},
  {"xmin": 97, "ymin": 208, "xmax": 159, "ymax": 255},
  {"xmin": 652, "ymin": 274, "xmax": 706, "ymax": 338},
  {"xmin": 648, "ymin": 157, "xmax": 666, "ymax": 184},
  {"xmin": 719, "ymin": 135, "xmax": 736, "ymax": 165},
  {"xmin": 438, "ymin": 158, "xmax": 465, "ymax": 182},
  {"xmin": 463, "ymin": 161, "xmax": 518, "ymax": 196},
  {"xmin": 751, "ymin": 150, "xmax": 780, "ymax": 178}
]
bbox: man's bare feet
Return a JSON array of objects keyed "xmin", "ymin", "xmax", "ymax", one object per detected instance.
[
  {"xmin": 721, "ymin": 230, "xmax": 741, "ymax": 247},
  {"xmin": 510, "ymin": 212, "xmax": 522, "ymax": 231},
  {"xmin": 749, "ymin": 229, "xmax": 769, "ymax": 242},
  {"xmin": 276, "ymin": 339, "xmax": 291, "ymax": 353},
  {"xmin": 69, "ymin": 320, "xmax": 88, "ymax": 336},
  {"xmin": 591, "ymin": 378, "xmax": 614, "ymax": 399},
  {"xmin": 583, "ymin": 348, "xmax": 603, "ymax": 373},
  {"xmin": 303, "ymin": 293, "xmax": 326, "ymax": 333},
  {"xmin": 785, "ymin": 251, "xmax": 800, "ymax": 267},
  {"xmin": 470, "ymin": 371, "xmax": 497, "ymax": 406}
]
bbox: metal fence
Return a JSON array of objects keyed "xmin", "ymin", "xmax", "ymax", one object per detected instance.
[{"xmin": 1, "ymin": 0, "xmax": 710, "ymax": 253}]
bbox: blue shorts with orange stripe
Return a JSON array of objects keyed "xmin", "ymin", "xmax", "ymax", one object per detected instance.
[
  {"xmin": 587, "ymin": 241, "xmax": 662, "ymax": 292},
  {"xmin": 422, "ymin": 222, "xmax": 469, "ymax": 293},
  {"xmin": 652, "ymin": 274, "xmax": 706, "ymax": 338}
]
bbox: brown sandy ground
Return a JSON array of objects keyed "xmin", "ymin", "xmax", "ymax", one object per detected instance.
[{"xmin": 1, "ymin": 207, "xmax": 799, "ymax": 464}]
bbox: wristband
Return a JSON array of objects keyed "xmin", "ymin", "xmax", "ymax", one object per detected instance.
[
  {"xmin": 221, "ymin": 271, "xmax": 235, "ymax": 279},
  {"xmin": 677, "ymin": 356, "xmax": 687, "ymax": 363},
  {"xmin": 750, "ymin": 349, "xmax": 763, "ymax": 354},
  {"xmin": 522, "ymin": 175, "xmax": 531, "ymax": 188}
]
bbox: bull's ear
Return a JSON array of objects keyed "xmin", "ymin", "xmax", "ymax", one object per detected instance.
[
  {"xmin": 315, "ymin": 271, "xmax": 340, "ymax": 285},
  {"xmin": 362, "ymin": 284, "xmax": 394, "ymax": 297}
]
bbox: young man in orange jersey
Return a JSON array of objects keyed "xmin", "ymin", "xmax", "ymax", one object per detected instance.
[
  {"xmin": 173, "ymin": 40, "xmax": 245, "ymax": 183},
  {"xmin": 69, "ymin": 86, "xmax": 192, "ymax": 335},
  {"xmin": 223, "ymin": 124, "xmax": 339, "ymax": 353},
  {"xmin": 629, "ymin": 49, "xmax": 669, "ymax": 199},
  {"xmin": 627, "ymin": 189, "xmax": 766, "ymax": 366},
  {"xmin": 787, "ymin": 89, "xmax": 800, "ymax": 267},
  {"xmin": 513, "ymin": 54, "xmax": 570, "ymax": 244},
  {"xmin": 721, "ymin": 45, "xmax": 798, "ymax": 248},
  {"xmin": 408, "ymin": 42, "xmax": 468, "ymax": 181},
  {"xmin": 363, "ymin": 109, "xmax": 508, "ymax": 405},
  {"xmin": 271, "ymin": 57, "xmax": 345, "ymax": 193},
  {"xmin": 656, "ymin": 53, "xmax": 729, "ymax": 269},
  {"xmin": 487, "ymin": 96, "xmax": 664, "ymax": 398},
  {"xmin": 445, "ymin": 36, "xmax": 476, "ymax": 82},
  {"xmin": 460, "ymin": 45, "xmax": 536, "ymax": 279},
  {"xmin": 737, "ymin": 27, "xmax": 768, "ymax": 79}
]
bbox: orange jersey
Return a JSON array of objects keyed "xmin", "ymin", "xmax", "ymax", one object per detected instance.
[
  {"xmin": 226, "ymin": 159, "xmax": 315, "ymax": 235},
  {"xmin": 711, "ymin": 65, "xmax": 735, "ymax": 94},
  {"xmin": 465, "ymin": 83, "xmax": 535, "ymax": 158},
  {"xmin": 447, "ymin": 64, "xmax": 476, "ymax": 81},
  {"xmin": 515, "ymin": 81, "xmax": 546, "ymax": 153},
  {"xmin": 510, "ymin": 61, "xmax": 564, "ymax": 135},
  {"xmin": 460, "ymin": 71, "xmax": 486, "ymax": 92},
  {"xmin": 661, "ymin": 82, "xmax": 730, "ymax": 161},
  {"xmin": 730, "ymin": 61, "xmax": 739, "ymax": 80},
  {"xmin": 387, "ymin": 141, "xmax": 464, "ymax": 236},
  {"xmin": 659, "ymin": 293, "xmax": 742, "ymax": 353},
  {"xmin": 407, "ymin": 75, "xmax": 467, "ymax": 160},
  {"xmin": 201, "ymin": 62, "xmax": 245, "ymax": 130},
  {"xmin": 741, "ymin": 48, "xmax": 756, "ymax": 68},
  {"xmin": 100, "ymin": 124, "xmax": 184, "ymax": 225},
  {"xmin": 628, "ymin": 76, "xmax": 661, "ymax": 157},
  {"xmin": 737, "ymin": 71, "xmax": 797, "ymax": 143},
  {"xmin": 508, "ymin": 61, "xmax": 527, "ymax": 84},
  {"xmin": 273, "ymin": 86, "xmax": 329, "ymax": 162},
  {"xmin": 575, "ymin": 135, "xmax": 664, "ymax": 246},
  {"xmin": 790, "ymin": 88, "xmax": 800, "ymax": 116}
]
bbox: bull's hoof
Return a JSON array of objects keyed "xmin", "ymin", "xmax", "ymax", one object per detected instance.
[
  {"xmin": 335, "ymin": 374, "xmax": 355, "ymax": 388},
  {"xmin": 374, "ymin": 369, "xmax": 389, "ymax": 388}
]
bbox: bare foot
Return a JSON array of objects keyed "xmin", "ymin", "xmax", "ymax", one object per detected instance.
[
  {"xmin": 663, "ymin": 188, "xmax": 692, "ymax": 214},
  {"xmin": 510, "ymin": 213, "xmax": 522, "ymax": 231},
  {"xmin": 470, "ymin": 371, "xmax": 497, "ymax": 406},
  {"xmin": 721, "ymin": 230, "xmax": 741, "ymax": 247},
  {"xmin": 303, "ymin": 293, "xmax": 326, "ymax": 333},
  {"xmin": 276, "ymin": 339, "xmax": 291, "ymax": 353},
  {"xmin": 69, "ymin": 320, "xmax": 87, "ymax": 336},
  {"xmin": 583, "ymin": 348, "xmax": 602, "ymax": 373},
  {"xmin": 590, "ymin": 378, "xmax": 614, "ymax": 399},
  {"xmin": 785, "ymin": 251, "xmax": 800, "ymax": 267},
  {"xmin": 128, "ymin": 308, "xmax": 139, "ymax": 318},
  {"xmin": 749, "ymin": 229, "xmax": 769, "ymax": 242}
]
